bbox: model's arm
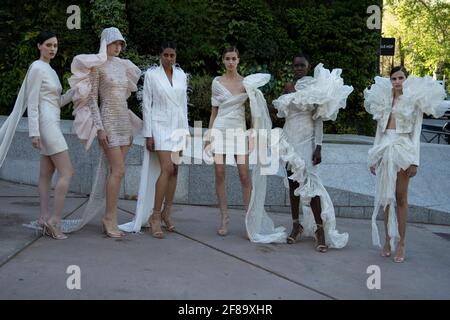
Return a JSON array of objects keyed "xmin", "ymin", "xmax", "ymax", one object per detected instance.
[
  {"xmin": 312, "ymin": 118, "xmax": 323, "ymax": 165},
  {"xmin": 142, "ymin": 71, "xmax": 155, "ymax": 152},
  {"xmin": 26, "ymin": 65, "xmax": 43, "ymax": 138},
  {"xmin": 88, "ymin": 67, "xmax": 104, "ymax": 131},
  {"xmin": 59, "ymin": 87, "xmax": 74, "ymax": 107}
]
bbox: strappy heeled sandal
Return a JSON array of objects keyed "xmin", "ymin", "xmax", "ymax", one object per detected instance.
[
  {"xmin": 287, "ymin": 220, "xmax": 304, "ymax": 244},
  {"xmin": 43, "ymin": 221, "xmax": 68, "ymax": 240},
  {"xmin": 381, "ymin": 240, "xmax": 391, "ymax": 257},
  {"xmin": 161, "ymin": 204, "xmax": 175, "ymax": 232},
  {"xmin": 149, "ymin": 209, "xmax": 164, "ymax": 239},
  {"xmin": 393, "ymin": 243, "xmax": 405, "ymax": 263},
  {"xmin": 101, "ymin": 219, "xmax": 125, "ymax": 238},
  {"xmin": 314, "ymin": 224, "xmax": 328, "ymax": 253}
]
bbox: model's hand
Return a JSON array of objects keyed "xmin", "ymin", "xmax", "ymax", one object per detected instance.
[
  {"xmin": 370, "ymin": 165, "xmax": 376, "ymax": 176},
  {"xmin": 406, "ymin": 165, "xmax": 418, "ymax": 178},
  {"xmin": 97, "ymin": 130, "xmax": 109, "ymax": 149},
  {"xmin": 312, "ymin": 145, "xmax": 322, "ymax": 165},
  {"xmin": 146, "ymin": 137, "xmax": 155, "ymax": 152},
  {"xmin": 31, "ymin": 137, "xmax": 41, "ymax": 150}
]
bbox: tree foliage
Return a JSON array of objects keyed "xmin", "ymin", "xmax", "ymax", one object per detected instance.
[
  {"xmin": 383, "ymin": 0, "xmax": 449, "ymax": 88},
  {"xmin": 0, "ymin": 0, "xmax": 382, "ymax": 135}
]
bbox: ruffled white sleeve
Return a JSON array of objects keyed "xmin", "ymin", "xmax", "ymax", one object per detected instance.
[
  {"xmin": 309, "ymin": 64, "xmax": 354, "ymax": 121},
  {"xmin": 403, "ymin": 76, "xmax": 448, "ymax": 118},
  {"xmin": 363, "ymin": 76, "xmax": 392, "ymax": 120},
  {"xmin": 26, "ymin": 64, "xmax": 43, "ymax": 137},
  {"xmin": 272, "ymin": 92, "xmax": 294, "ymax": 118},
  {"xmin": 142, "ymin": 71, "xmax": 153, "ymax": 138},
  {"xmin": 122, "ymin": 59, "xmax": 141, "ymax": 98}
]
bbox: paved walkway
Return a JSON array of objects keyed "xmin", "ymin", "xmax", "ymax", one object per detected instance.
[{"xmin": 0, "ymin": 180, "xmax": 449, "ymax": 300}]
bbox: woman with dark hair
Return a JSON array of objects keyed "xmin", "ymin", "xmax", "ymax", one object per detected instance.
[
  {"xmin": 0, "ymin": 31, "xmax": 74, "ymax": 239},
  {"xmin": 119, "ymin": 42, "xmax": 189, "ymax": 237},
  {"xmin": 273, "ymin": 54, "xmax": 352, "ymax": 252},
  {"xmin": 365, "ymin": 66, "xmax": 448, "ymax": 262}
]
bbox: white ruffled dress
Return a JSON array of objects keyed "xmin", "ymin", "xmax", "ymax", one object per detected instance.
[
  {"xmin": 272, "ymin": 63, "xmax": 353, "ymax": 249},
  {"xmin": 364, "ymin": 75, "xmax": 449, "ymax": 249}
]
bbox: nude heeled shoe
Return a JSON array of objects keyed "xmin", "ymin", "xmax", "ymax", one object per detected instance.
[
  {"xmin": 149, "ymin": 209, "xmax": 164, "ymax": 239},
  {"xmin": 43, "ymin": 221, "xmax": 68, "ymax": 240},
  {"xmin": 393, "ymin": 243, "xmax": 405, "ymax": 263},
  {"xmin": 314, "ymin": 224, "xmax": 328, "ymax": 253},
  {"xmin": 101, "ymin": 219, "xmax": 125, "ymax": 238},
  {"xmin": 217, "ymin": 209, "xmax": 229, "ymax": 236},
  {"xmin": 161, "ymin": 204, "xmax": 175, "ymax": 232}
]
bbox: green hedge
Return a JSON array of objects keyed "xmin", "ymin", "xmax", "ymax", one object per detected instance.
[{"xmin": 0, "ymin": 0, "xmax": 382, "ymax": 135}]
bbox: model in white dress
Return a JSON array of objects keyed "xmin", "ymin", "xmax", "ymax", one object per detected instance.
[
  {"xmin": 0, "ymin": 32, "xmax": 74, "ymax": 239},
  {"xmin": 364, "ymin": 66, "xmax": 449, "ymax": 262},
  {"xmin": 119, "ymin": 44, "xmax": 188, "ymax": 238},
  {"xmin": 205, "ymin": 48, "xmax": 255, "ymax": 237},
  {"xmin": 210, "ymin": 76, "xmax": 248, "ymax": 156},
  {"xmin": 273, "ymin": 60, "xmax": 352, "ymax": 251},
  {"xmin": 27, "ymin": 60, "xmax": 72, "ymax": 155}
]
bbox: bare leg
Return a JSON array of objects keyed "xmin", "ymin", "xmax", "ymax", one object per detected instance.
[
  {"xmin": 47, "ymin": 151, "xmax": 74, "ymax": 226},
  {"xmin": 310, "ymin": 196, "xmax": 322, "ymax": 225},
  {"xmin": 102, "ymin": 145, "xmax": 129, "ymax": 236},
  {"xmin": 214, "ymin": 154, "xmax": 229, "ymax": 235},
  {"xmin": 154, "ymin": 151, "xmax": 176, "ymax": 212},
  {"xmin": 214, "ymin": 155, "xmax": 227, "ymax": 212},
  {"xmin": 286, "ymin": 168, "xmax": 303, "ymax": 243},
  {"xmin": 161, "ymin": 151, "xmax": 180, "ymax": 231},
  {"xmin": 163, "ymin": 152, "xmax": 179, "ymax": 207},
  {"xmin": 381, "ymin": 205, "xmax": 391, "ymax": 256},
  {"xmin": 394, "ymin": 169, "xmax": 410, "ymax": 262},
  {"xmin": 236, "ymin": 154, "xmax": 251, "ymax": 210},
  {"xmin": 38, "ymin": 155, "xmax": 55, "ymax": 225}
]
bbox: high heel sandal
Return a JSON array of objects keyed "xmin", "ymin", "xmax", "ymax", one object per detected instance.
[
  {"xmin": 381, "ymin": 241, "xmax": 391, "ymax": 257},
  {"xmin": 314, "ymin": 224, "xmax": 328, "ymax": 253},
  {"xmin": 149, "ymin": 209, "xmax": 164, "ymax": 239},
  {"xmin": 43, "ymin": 221, "xmax": 68, "ymax": 240},
  {"xmin": 161, "ymin": 204, "xmax": 175, "ymax": 232},
  {"xmin": 393, "ymin": 243, "xmax": 405, "ymax": 263},
  {"xmin": 217, "ymin": 209, "xmax": 229, "ymax": 236},
  {"xmin": 287, "ymin": 220, "xmax": 303, "ymax": 244},
  {"xmin": 101, "ymin": 219, "xmax": 125, "ymax": 238}
]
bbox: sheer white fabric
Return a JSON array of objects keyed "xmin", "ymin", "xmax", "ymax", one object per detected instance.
[
  {"xmin": 243, "ymin": 74, "xmax": 287, "ymax": 243},
  {"xmin": 365, "ymin": 75, "xmax": 449, "ymax": 249}
]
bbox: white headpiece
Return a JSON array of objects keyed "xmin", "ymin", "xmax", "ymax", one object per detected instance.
[{"xmin": 100, "ymin": 27, "xmax": 127, "ymax": 49}]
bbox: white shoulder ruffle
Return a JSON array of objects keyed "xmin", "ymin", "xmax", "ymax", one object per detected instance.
[
  {"xmin": 120, "ymin": 58, "xmax": 141, "ymax": 97},
  {"xmin": 403, "ymin": 75, "xmax": 448, "ymax": 118},
  {"xmin": 273, "ymin": 64, "xmax": 353, "ymax": 121},
  {"xmin": 363, "ymin": 76, "xmax": 392, "ymax": 121},
  {"xmin": 243, "ymin": 73, "xmax": 271, "ymax": 89}
]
